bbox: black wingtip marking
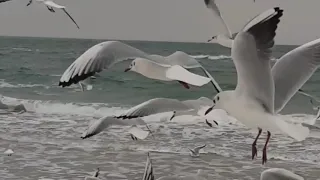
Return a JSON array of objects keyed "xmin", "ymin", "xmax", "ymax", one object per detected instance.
[{"xmin": 59, "ymin": 72, "xmax": 96, "ymax": 87}]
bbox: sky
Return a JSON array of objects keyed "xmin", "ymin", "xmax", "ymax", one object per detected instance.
[{"xmin": 0, "ymin": 0, "xmax": 318, "ymax": 45}]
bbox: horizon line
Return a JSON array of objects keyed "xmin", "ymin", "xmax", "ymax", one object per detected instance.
[{"xmin": 0, "ymin": 34, "xmax": 298, "ymax": 46}]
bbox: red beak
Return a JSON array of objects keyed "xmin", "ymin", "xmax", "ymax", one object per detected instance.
[{"xmin": 124, "ymin": 68, "xmax": 131, "ymax": 72}]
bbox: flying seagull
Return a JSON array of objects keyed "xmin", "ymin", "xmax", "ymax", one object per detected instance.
[{"xmin": 27, "ymin": 0, "xmax": 80, "ymax": 29}]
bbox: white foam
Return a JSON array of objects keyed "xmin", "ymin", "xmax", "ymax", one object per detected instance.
[
  {"xmin": 0, "ymin": 79, "xmax": 49, "ymax": 89},
  {"xmin": 190, "ymin": 54, "xmax": 231, "ymax": 60}
]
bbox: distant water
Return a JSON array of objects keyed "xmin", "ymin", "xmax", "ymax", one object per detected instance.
[{"xmin": 0, "ymin": 36, "xmax": 319, "ymax": 179}]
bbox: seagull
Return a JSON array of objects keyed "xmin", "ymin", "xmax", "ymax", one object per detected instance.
[
  {"xmin": 84, "ymin": 168, "xmax": 100, "ymax": 180},
  {"xmin": 123, "ymin": 58, "xmax": 211, "ymax": 88},
  {"xmin": 205, "ymin": 0, "xmax": 264, "ymax": 48},
  {"xmin": 188, "ymin": 144, "xmax": 206, "ymax": 157},
  {"xmin": 58, "ymin": 41, "xmax": 222, "ymax": 93},
  {"xmin": 80, "ymin": 97, "xmax": 217, "ymax": 139},
  {"xmin": 27, "ymin": 0, "xmax": 80, "ymax": 29},
  {"xmin": 4, "ymin": 149, "xmax": 14, "ymax": 156},
  {"xmin": 80, "ymin": 116, "xmax": 151, "ymax": 140},
  {"xmin": 204, "ymin": 7, "xmax": 318, "ymax": 164},
  {"xmin": 204, "ymin": 0, "xmax": 233, "ymax": 43},
  {"xmin": 261, "ymin": 168, "xmax": 304, "ymax": 180}
]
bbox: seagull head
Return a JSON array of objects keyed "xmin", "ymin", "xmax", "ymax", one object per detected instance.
[{"xmin": 124, "ymin": 58, "xmax": 148, "ymax": 73}]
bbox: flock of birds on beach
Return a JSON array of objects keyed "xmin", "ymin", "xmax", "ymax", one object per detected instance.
[{"xmin": 1, "ymin": 0, "xmax": 320, "ymax": 179}]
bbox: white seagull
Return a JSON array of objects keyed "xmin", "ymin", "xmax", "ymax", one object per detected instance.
[
  {"xmin": 206, "ymin": 1, "xmax": 265, "ymax": 48},
  {"xmin": 188, "ymin": 144, "xmax": 206, "ymax": 157},
  {"xmin": 81, "ymin": 116, "xmax": 151, "ymax": 140},
  {"xmin": 261, "ymin": 168, "xmax": 304, "ymax": 180},
  {"xmin": 4, "ymin": 149, "xmax": 14, "ymax": 156},
  {"xmin": 27, "ymin": 0, "xmax": 80, "ymax": 29},
  {"xmin": 84, "ymin": 168, "xmax": 100, "ymax": 180},
  {"xmin": 80, "ymin": 97, "xmax": 217, "ymax": 139},
  {"xmin": 204, "ymin": 7, "xmax": 319, "ymax": 164},
  {"xmin": 204, "ymin": 0, "xmax": 233, "ymax": 43},
  {"xmin": 123, "ymin": 58, "xmax": 211, "ymax": 88},
  {"xmin": 59, "ymin": 41, "xmax": 222, "ymax": 92}
]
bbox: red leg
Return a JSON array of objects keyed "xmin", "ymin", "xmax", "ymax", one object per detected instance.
[
  {"xmin": 262, "ymin": 131, "xmax": 271, "ymax": 165},
  {"xmin": 252, "ymin": 128, "xmax": 262, "ymax": 160}
]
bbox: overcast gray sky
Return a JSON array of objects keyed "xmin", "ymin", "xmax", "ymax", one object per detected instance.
[{"xmin": 0, "ymin": 0, "xmax": 318, "ymax": 45}]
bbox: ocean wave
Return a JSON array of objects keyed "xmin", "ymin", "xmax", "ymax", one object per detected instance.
[
  {"xmin": 0, "ymin": 79, "xmax": 50, "ymax": 89},
  {"xmin": 191, "ymin": 54, "xmax": 231, "ymax": 60},
  {"xmin": 12, "ymin": 47, "xmax": 32, "ymax": 52}
]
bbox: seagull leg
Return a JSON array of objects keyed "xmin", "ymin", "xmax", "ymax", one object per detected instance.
[
  {"xmin": 262, "ymin": 131, "xmax": 271, "ymax": 165},
  {"xmin": 252, "ymin": 128, "xmax": 262, "ymax": 160}
]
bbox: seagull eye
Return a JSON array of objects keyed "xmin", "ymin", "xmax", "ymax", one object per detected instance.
[
  {"xmin": 217, "ymin": 96, "xmax": 220, "ymax": 101},
  {"xmin": 213, "ymin": 99, "xmax": 216, "ymax": 104}
]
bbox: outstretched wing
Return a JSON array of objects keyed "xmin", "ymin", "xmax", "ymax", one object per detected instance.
[
  {"xmin": 272, "ymin": 38, "xmax": 320, "ymax": 113},
  {"xmin": 116, "ymin": 98, "xmax": 191, "ymax": 119},
  {"xmin": 142, "ymin": 152, "xmax": 155, "ymax": 180},
  {"xmin": 43, "ymin": 1, "xmax": 80, "ymax": 29},
  {"xmin": 59, "ymin": 41, "xmax": 151, "ymax": 87},
  {"xmin": 193, "ymin": 144, "xmax": 206, "ymax": 152}
]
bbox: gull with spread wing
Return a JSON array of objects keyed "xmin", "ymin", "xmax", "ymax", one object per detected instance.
[
  {"xmin": 81, "ymin": 97, "xmax": 217, "ymax": 139},
  {"xmin": 26, "ymin": 0, "xmax": 80, "ymax": 29},
  {"xmin": 188, "ymin": 144, "xmax": 206, "ymax": 157},
  {"xmin": 59, "ymin": 41, "xmax": 221, "ymax": 92},
  {"xmin": 204, "ymin": 7, "xmax": 319, "ymax": 164},
  {"xmin": 84, "ymin": 168, "xmax": 100, "ymax": 180}
]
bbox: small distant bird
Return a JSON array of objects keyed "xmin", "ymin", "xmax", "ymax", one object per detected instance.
[
  {"xmin": 4, "ymin": 149, "xmax": 14, "ymax": 156},
  {"xmin": 188, "ymin": 144, "xmax": 206, "ymax": 157},
  {"xmin": 84, "ymin": 168, "xmax": 100, "ymax": 180},
  {"xmin": 27, "ymin": 0, "xmax": 80, "ymax": 29}
]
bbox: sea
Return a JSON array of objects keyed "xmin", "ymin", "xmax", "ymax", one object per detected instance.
[{"xmin": 0, "ymin": 36, "xmax": 319, "ymax": 180}]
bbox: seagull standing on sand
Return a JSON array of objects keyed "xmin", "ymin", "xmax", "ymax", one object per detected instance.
[
  {"xmin": 188, "ymin": 144, "xmax": 206, "ymax": 157},
  {"xmin": 27, "ymin": 0, "xmax": 80, "ymax": 29},
  {"xmin": 204, "ymin": 7, "xmax": 320, "ymax": 164}
]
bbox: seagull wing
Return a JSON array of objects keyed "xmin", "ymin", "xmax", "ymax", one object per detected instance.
[
  {"xmin": 165, "ymin": 65, "xmax": 211, "ymax": 87},
  {"xmin": 204, "ymin": 0, "xmax": 232, "ymax": 38},
  {"xmin": 272, "ymin": 38, "xmax": 320, "ymax": 113},
  {"xmin": 127, "ymin": 126, "xmax": 150, "ymax": 140},
  {"xmin": 43, "ymin": 1, "xmax": 80, "ymax": 29},
  {"xmin": 142, "ymin": 152, "xmax": 155, "ymax": 180},
  {"xmin": 59, "ymin": 41, "xmax": 152, "ymax": 87},
  {"xmin": 116, "ymin": 98, "xmax": 191, "ymax": 119},
  {"xmin": 0, "ymin": 0, "xmax": 13, "ymax": 4},
  {"xmin": 233, "ymin": 7, "xmax": 283, "ymax": 113},
  {"xmin": 193, "ymin": 144, "xmax": 206, "ymax": 153},
  {"xmin": 166, "ymin": 51, "xmax": 222, "ymax": 92}
]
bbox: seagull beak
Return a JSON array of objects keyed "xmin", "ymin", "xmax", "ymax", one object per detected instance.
[
  {"xmin": 204, "ymin": 106, "xmax": 214, "ymax": 115},
  {"xmin": 124, "ymin": 67, "xmax": 131, "ymax": 72}
]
